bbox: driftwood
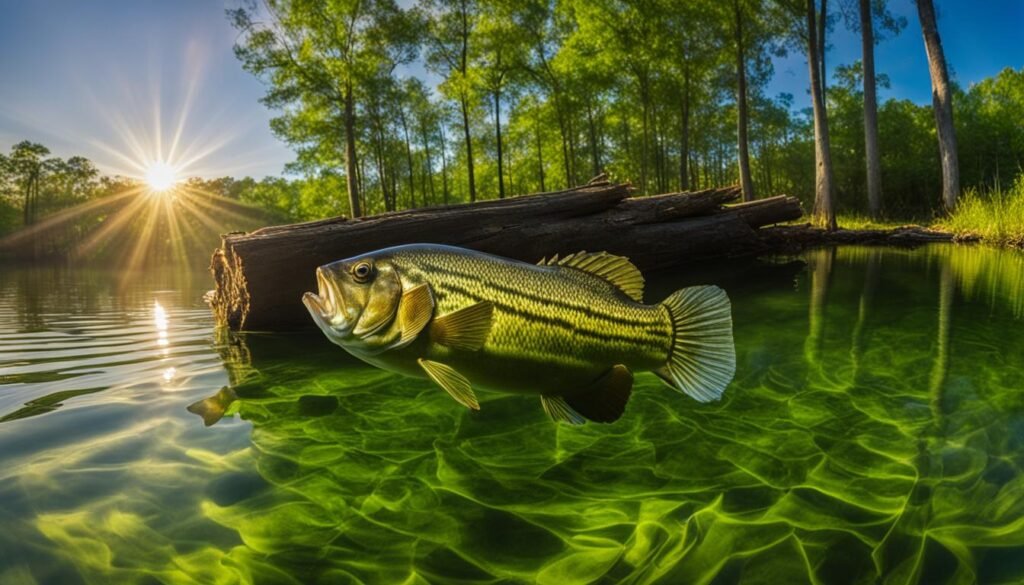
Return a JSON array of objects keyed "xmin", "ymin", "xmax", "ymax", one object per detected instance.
[
  {"xmin": 209, "ymin": 180, "xmax": 803, "ymax": 331},
  {"xmin": 756, "ymin": 224, "xmax": 961, "ymax": 254}
]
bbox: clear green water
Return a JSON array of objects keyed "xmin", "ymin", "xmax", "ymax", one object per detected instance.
[{"xmin": 1, "ymin": 245, "xmax": 1023, "ymax": 585}]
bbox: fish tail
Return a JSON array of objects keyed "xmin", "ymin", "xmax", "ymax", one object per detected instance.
[{"xmin": 658, "ymin": 285, "xmax": 735, "ymax": 402}]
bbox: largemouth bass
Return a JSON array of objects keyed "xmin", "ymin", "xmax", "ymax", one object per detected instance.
[{"xmin": 302, "ymin": 244, "xmax": 735, "ymax": 424}]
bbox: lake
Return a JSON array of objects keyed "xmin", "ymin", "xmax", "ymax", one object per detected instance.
[{"xmin": 0, "ymin": 245, "xmax": 1022, "ymax": 584}]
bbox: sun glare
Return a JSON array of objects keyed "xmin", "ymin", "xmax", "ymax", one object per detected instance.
[{"xmin": 145, "ymin": 162, "xmax": 178, "ymax": 192}]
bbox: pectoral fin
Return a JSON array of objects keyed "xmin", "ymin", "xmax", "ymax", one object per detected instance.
[
  {"xmin": 540, "ymin": 395, "xmax": 586, "ymax": 425},
  {"xmin": 418, "ymin": 358, "xmax": 479, "ymax": 410},
  {"xmin": 393, "ymin": 283, "xmax": 434, "ymax": 349},
  {"xmin": 430, "ymin": 301, "xmax": 494, "ymax": 350},
  {"xmin": 563, "ymin": 365, "xmax": 633, "ymax": 423}
]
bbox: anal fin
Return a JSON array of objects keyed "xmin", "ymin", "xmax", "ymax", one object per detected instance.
[
  {"xmin": 418, "ymin": 358, "xmax": 479, "ymax": 410},
  {"xmin": 564, "ymin": 365, "xmax": 633, "ymax": 423}
]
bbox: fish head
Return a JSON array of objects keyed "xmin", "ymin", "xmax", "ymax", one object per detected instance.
[{"xmin": 303, "ymin": 254, "xmax": 404, "ymax": 350}]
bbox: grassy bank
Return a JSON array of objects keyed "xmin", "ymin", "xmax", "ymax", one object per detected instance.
[
  {"xmin": 822, "ymin": 177, "xmax": 1024, "ymax": 248},
  {"xmin": 938, "ymin": 176, "xmax": 1024, "ymax": 247}
]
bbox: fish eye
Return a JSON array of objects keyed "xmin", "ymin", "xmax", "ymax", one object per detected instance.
[{"xmin": 351, "ymin": 261, "xmax": 374, "ymax": 283}]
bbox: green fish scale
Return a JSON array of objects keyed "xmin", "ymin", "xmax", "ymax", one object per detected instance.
[{"xmin": 392, "ymin": 248, "xmax": 672, "ymax": 372}]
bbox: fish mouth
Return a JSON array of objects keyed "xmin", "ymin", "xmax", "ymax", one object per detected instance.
[{"xmin": 302, "ymin": 268, "xmax": 350, "ymax": 334}]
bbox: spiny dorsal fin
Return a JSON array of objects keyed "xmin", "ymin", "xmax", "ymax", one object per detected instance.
[
  {"xmin": 430, "ymin": 301, "xmax": 494, "ymax": 351},
  {"xmin": 542, "ymin": 251, "xmax": 645, "ymax": 303},
  {"xmin": 418, "ymin": 358, "xmax": 479, "ymax": 410},
  {"xmin": 540, "ymin": 395, "xmax": 586, "ymax": 425},
  {"xmin": 564, "ymin": 365, "xmax": 633, "ymax": 423}
]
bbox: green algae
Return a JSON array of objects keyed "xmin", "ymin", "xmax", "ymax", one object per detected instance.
[{"xmin": 0, "ymin": 246, "xmax": 1023, "ymax": 584}]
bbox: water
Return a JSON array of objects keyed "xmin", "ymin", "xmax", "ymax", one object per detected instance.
[{"xmin": 0, "ymin": 245, "xmax": 1022, "ymax": 585}]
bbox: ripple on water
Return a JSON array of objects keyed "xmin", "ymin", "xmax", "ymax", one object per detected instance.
[{"xmin": 0, "ymin": 247, "xmax": 1023, "ymax": 584}]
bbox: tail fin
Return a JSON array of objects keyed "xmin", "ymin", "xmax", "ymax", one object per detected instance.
[{"xmin": 657, "ymin": 285, "xmax": 735, "ymax": 402}]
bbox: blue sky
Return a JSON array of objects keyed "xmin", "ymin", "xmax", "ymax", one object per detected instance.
[{"xmin": 0, "ymin": 1, "xmax": 1021, "ymax": 179}]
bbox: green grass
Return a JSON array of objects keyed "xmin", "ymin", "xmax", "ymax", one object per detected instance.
[
  {"xmin": 798, "ymin": 175, "xmax": 1024, "ymax": 248},
  {"xmin": 834, "ymin": 214, "xmax": 916, "ymax": 231},
  {"xmin": 938, "ymin": 175, "xmax": 1024, "ymax": 247}
]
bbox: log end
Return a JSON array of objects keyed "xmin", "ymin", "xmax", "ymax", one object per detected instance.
[{"xmin": 209, "ymin": 245, "xmax": 249, "ymax": 330}]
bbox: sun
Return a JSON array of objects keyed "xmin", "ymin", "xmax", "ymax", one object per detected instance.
[{"xmin": 144, "ymin": 162, "xmax": 179, "ymax": 192}]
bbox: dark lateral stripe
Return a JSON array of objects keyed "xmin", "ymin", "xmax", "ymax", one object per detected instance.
[
  {"xmin": 416, "ymin": 259, "xmax": 655, "ymax": 330},
  {"xmin": 438, "ymin": 279, "xmax": 666, "ymax": 346}
]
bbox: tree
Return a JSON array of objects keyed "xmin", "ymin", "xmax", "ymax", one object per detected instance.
[
  {"xmin": 475, "ymin": 0, "xmax": 525, "ymax": 199},
  {"xmin": 860, "ymin": 0, "xmax": 881, "ymax": 217},
  {"xmin": 782, "ymin": 0, "xmax": 837, "ymax": 228},
  {"xmin": 733, "ymin": 0, "xmax": 757, "ymax": 201},
  {"xmin": 229, "ymin": 0, "xmax": 419, "ymax": 218},
  {"xmin": 9, "ymin": 141, "xmax": 51, "ymax": 226},
  {"xmin": 842, "ymin": 0, "xmax": 905, "ymax": 218},
  {"xmin": 661, "ymin": 0, "xmax": 717, "ymax": 192},
  {"xmin": 916, "ymin": 0, "xmax": 960, "ymax": 211},
  {"xmin": 425, "ymin": 0, "xmax": 481, "ymax": 202}
]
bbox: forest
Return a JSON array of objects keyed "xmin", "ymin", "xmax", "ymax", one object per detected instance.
[{"xmin": 1, "ymin": 0, "xmax": 1022, "ymax": 255}]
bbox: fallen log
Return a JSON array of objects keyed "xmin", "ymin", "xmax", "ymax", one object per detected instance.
[
  {"xmin": 756, "ymin": 224, "xmax": 960, "ymax": 254},
  {"xmin": 209, "ymin": 181, "xmax": 802, "ymax": 331}
]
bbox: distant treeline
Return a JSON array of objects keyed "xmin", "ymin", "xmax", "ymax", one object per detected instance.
[{"xmin": 226, "ymin": 0, "xmax": 1024, "ymax": 224}]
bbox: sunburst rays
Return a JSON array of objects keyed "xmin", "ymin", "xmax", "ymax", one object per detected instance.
[{"xmin": 0, "ymin": 38, "xmax": 289, "ymax": 291}]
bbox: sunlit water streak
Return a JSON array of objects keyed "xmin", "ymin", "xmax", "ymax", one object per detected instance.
[{"xmin": 0, "ymin": 246, "xmax": 1022, "ymax": 584}]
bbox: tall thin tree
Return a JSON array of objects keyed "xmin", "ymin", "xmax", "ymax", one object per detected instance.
[
  {"xmin": 916, "ymin": 0, "xmax": 960, "ymax": 211},
  {"xmin": 806, "ymin": 0, "xmax": 837, "ymax": 229},
  {"xmin": 733, "ymin": 0, "xmax": 756, "ymax": 201},
  {"xmin": 860, "ymin": 0, "xmax": 882, "ymax": 218}
]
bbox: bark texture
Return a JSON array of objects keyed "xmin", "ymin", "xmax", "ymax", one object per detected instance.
[
  {"xmin": 861, "ymin": 0, "xmax": 883, "ymax": 218},
  {"xmin": 917, "ymin": 0, "xmax": 960, "ymax": 211},
  {"xmin": 734, "ymin": 0, "xmax": 756, "ymax": 202},
  {"xmin": 806, "ymin": 0, "xmax": 837, "ymax": 230},
  {"xmin": 209, "ymin": 180, "xmax": 802, "ymax": 331}
]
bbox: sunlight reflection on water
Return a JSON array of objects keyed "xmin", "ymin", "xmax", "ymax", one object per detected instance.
[{"xmin": 0, "ymin": 247, "xmax": 1021, "ymax": 584}]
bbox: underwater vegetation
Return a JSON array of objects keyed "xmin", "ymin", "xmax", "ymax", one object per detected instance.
[{"xmin": 0, "ymin": 245, "xmax": 1022, "ymax": 584}]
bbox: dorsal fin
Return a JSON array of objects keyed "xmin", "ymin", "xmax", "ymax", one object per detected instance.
[{"xmin": 541, "ymin": 251, "xmax": 645, "ymax": 302}]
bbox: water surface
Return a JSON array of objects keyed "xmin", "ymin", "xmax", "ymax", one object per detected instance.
[{"xmin": 0, "ymin": 245, "xmax": 1022, "ymax": 584}]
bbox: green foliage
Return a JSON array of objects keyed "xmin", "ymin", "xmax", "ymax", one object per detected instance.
[
  {"xmin": 940, "ymin": 175, "xmax": 1024, "ymax": 247},
  {"xmin": 224, "ymin": 0, "xmax": 1024, "ymax": 221}
]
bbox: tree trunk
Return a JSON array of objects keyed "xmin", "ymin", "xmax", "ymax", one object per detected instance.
[
  {"xmin": 917, "ymin": 0, "xmax": 960, "ymax": 211},
  {"xmin": 678, "ymin": 70, "xmax": 691, "ymax": 191},
  {"xmin": 399, "ymin": 106, "xmax": 417, "ymax": 208},
  {"xmin": 421, "ymin": 127, "xmax": 437, "ymax": 204},
  {"xmin": 439, "ymin": 124, "xmax": 450, "ymax": 205},
  {"xmin": 208, "ymin": 182, "xmax": 802, "ymax": 331},
  {"xmin": 460, "ymin": 93, "xmax": 477, "ymax": 202},
  {"xmin": 807, "ymin": 0, "xmax": 836, "ymax": 230},
  {"xmin": 372, "ymin": 118, "xmax": 393, "ymax": 212},
  {"xmin": 344, "ymin": 80, "xmax": 362, "ymax": 218},
  {"xmin": 587, "ymin": 102, "xmax": 600, "ymax": 178},
  {"xmin": 640, "ymin": 83, "xmax": 650, "ymax": 195},
  {"xmin": 535, "ymin": 114, "xmax": 546, "ymax": 192},
  {"xmin": 818, "ymin": 0, "xmax": 828, "ymax": 99},
  {"xmin": 493, "ymin": 89, "xmax": 506, "ymax": 199},
  {"xmin": 861, "ymin": 0, "xmax": 882, "ymax": 218},
  {"xmin": 557, "ymin": 107, "xmax": 573, "ymax": 189},
  {"xmin": 734, "ymin": 0, "xmax": 756, "ymax": 202}
]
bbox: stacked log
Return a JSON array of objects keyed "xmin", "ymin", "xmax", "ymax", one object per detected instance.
[{"xmin": 209, "ymin": 180, "xmax": 802, "ymax": 331}]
